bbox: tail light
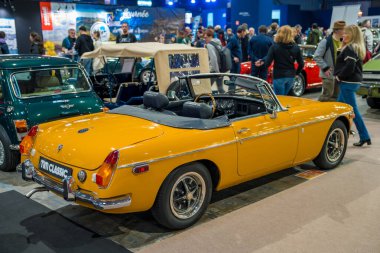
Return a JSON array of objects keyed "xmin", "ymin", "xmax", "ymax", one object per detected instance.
[
  {"xmin": 95, "ymin": 150, "xmax": 119, "ymax": 188},
  {"xmin": 20, "ymin": 125, "xmax": 39, "ymax": 155}
]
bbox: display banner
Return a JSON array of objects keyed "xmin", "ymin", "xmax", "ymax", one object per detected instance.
[
  {"xmin": 0, "ymin": 18, "xmax": 18, "ymax": 54},
  {"xmin": 40, "ymin": 2, "xmax": 53, "ymax": 31},
  {"xmin": 40, "ymin": 2, "xmax": 185, "ymax": 55}
]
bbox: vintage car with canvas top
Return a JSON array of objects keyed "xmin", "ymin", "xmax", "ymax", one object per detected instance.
[
  {"xmin": 240, "ymin": 45, "xmax": 322, "ymax": 97},
  {"xmin": 82, "ymin": 42, "xmax": 209, "ymax": 108},
  {"xmin": 0, "ymin": 55, "xmax": 105, "ymax": 172},
  {"xmin": 356, "ymin": 54, "xmax": 380, "ymax": 108},
  {"xmin": 20, "ymin": 73, "xmax": 354, "ymax": 230}
]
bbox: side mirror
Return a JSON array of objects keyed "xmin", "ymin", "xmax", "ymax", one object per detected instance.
[{"xmin": 270, "ymin": 110, "xmax": 277, "ymax": 119}]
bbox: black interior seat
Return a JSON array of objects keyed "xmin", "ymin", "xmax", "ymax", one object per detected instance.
[
  {"xmin": 181, "ymin": 101, "xmax": 213, "ymax": 119},
  {"xmin": 143, "ymin": 91, "xmax": 177, "ymax": 116}
]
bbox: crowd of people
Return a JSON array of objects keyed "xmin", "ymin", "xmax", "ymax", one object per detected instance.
[
  {"xmin": 169, "ymin": 20, "xmax": 371, "ymax": 147},
  {"xmin": 0, "ymin": 19, "xmax": 373, "ymax": 146}
]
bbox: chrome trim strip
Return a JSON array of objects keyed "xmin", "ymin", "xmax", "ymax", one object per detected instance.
[
  {"xmin": 117, "ymin": 112, "xmax": 352, "ymax": 170},
  {"xmin": 117, "ymin": 140, "xmax": 238, "ymax": 169},
  {"xmin": 21, "ymin": 160, "xmax": 131, "ymax": 210}
]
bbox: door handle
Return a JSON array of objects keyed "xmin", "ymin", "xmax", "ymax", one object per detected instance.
[{"xmin": 237, "ymin": 128, "xmax": 250, "ymax": 134}]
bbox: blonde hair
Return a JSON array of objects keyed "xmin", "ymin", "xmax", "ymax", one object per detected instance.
[
  {"xmin": 274, "ymin": 25, "xmax": 295, "ymax": 44},
  {"xmin": 343, "ymin": 25, "xmax": 366, "ymax": 60}
]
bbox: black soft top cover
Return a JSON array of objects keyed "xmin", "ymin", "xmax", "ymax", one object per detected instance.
[{"xmin": 109, "ymin": 105, "xmax": 230, "ymax": 130}]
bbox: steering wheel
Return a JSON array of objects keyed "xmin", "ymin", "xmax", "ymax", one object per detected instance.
[{"xmin": 194, "ymin": 93, "xmax": 217, "ymax": 118}]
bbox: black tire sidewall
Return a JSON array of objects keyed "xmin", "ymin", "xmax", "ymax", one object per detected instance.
[
  {"xmin": 314, "ymin": 120, "xmax": 348, "ymax": 170},
  {"xmin": 0, "ymin": 127, "xmax": 18, "ymax": 172},
  {"xmin": 152, "ymin": 162, "xmax": 212, "ymax": 230}
]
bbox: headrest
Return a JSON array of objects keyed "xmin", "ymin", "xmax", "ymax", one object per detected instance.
[
  {"xmin": 182, "ymin": 101, "xmax": 213, "ymax": 119},
  {"xmin": 143, "ymin": 91, "xmax": 169, "ymax": 110}
]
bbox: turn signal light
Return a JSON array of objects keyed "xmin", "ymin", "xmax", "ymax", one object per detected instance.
[
  {"xmin": 102, "ymin": 107, "xmax": 109, "ymax": 112},
  {"xmin": 132, "ymin": 164, "xmax": 149, "ymax": 174},
  {"xmin": 20, "ymin": 125, "xmax": 39, "ymax": 155},
  {"xmin": 95, "ymin": 150, "xmax": 119, "ymax": 188},
  {"xmin": 14, "ymin": 120, "xmax": 28, "ymax": 133}
]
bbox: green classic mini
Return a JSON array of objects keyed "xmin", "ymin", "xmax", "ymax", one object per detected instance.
[
  {"xmin": 0, "ymin": 55, "xmax": 105, "ymax": 172},
  {"xmin": 357, "ymin": 54, "xmax": 380, "ymax": 108}
]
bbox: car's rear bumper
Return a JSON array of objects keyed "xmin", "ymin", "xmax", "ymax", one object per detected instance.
[{"xmin": 20, "ymin": 159, "xmax": 131, "ymax": 210}]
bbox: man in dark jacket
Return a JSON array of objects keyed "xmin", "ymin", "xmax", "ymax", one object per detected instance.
[
  {"xmin": 238, "ymin": 26, "xmax": 249, "ymax": 62},
  {"xmin": 227, "ymin": 26, "xmax": 242, "ymax": 74},
  {"xmin": 306, "ymin": 23, "xmax": 322, "ymax": 45},
  {"xmin": 75, "ymin": 26, "xmax": 94, "ymax": 75},
  {"xmin": 116, "ymin": 22, "xmax": 137, "ymax": 43},
  {"xmin": 0, "ymin": 31, "xmax": 9, "ymax": 54},
  {"xmin": 248, "ymin": 25, "xmax": 273, "ymax": 79}
]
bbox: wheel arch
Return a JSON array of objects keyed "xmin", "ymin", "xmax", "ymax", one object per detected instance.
[{"xmin": 336, "ymin": 116, "xmax": 350, "ymax": 133}]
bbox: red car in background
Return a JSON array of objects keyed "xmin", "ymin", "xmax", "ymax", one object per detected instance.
[{"xmin": 240, "ymin": 45, "xmax": 322, "ymax": 97}]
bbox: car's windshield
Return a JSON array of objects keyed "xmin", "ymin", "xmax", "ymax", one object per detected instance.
[
  {"xmin": 168, "ymin": 75, "xmax": 279, "ymax": 111},
  {"xmin": 11, "ymin": 67, "xmax": 91, "ymax": 98}
]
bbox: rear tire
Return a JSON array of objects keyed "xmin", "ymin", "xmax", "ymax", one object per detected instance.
[
  {"xmin": 152, "ymin": 162, "xmax": 212, "ymax": 230},
  {"xmin": 0, "ymin": 128, "xmax": 19, "ymax": 172},
  {"xmin": 366, "ymin": 97, "xmax": 380, "ymax": 109},
  {"xmin": 289, "ymin": 74, "xmax": 306, "ymax": 97},
  {"xmin": 313, "ymin": 120, "xmax": 347, "ymax": 170}
]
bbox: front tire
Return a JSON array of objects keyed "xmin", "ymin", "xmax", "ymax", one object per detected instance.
[
  {"xmin": 152, "ymin": 162, "xmax": 212, "ymax": 230},
  {"xmin": 313, "ymin": 120, "xmax": 347, "ymax": 170},
  {"xmin": 289, "ymin": 74, "xmax": 306, "ymax": 97},
  {"xmin": 0, "ymin": 128, "xmax": 19, "ymax": 172}
]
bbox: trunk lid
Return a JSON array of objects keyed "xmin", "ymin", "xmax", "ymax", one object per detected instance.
[{"xmin": 35, "ymin": 113, "xmax": 164, "ymax": 170}]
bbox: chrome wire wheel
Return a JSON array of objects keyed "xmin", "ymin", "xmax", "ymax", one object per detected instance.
[
  {"xmin": 326, "ymin": 128, "xmax": 345, "ymax": 163},
  {"xmin": 0, "ymin": 140, "xmax": 4, "ymax": 166},
  {"xmin": 170, "ymin": 172, "xmax": 206, "ymax": 220},
  {"xmin": 292, "ymin": 75, "xmax": 305, "ymax": 97}
]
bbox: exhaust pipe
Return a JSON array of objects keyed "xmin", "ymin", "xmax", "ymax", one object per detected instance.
[{"xmin": 26, "ymin": 187, "xmax": 49, "ymax": 198}]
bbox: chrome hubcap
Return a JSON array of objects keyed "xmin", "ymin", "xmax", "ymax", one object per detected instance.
[
  {"xmin": 292, "ymin": 76, "xmax": 304, "ymax": 96},
  {"xmin": 326, "ymin": 128, "xmax": 345, "ymax": 163},
  {"xmin": 0, "ymin": 141, "xmax": 5, "ymax": 166},
  {"xmin": 170, "ymin": 172, "xmax": 206, "ymax": 220}
]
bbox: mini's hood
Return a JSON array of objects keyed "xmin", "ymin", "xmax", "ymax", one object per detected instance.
[{"xmin": 34, "ymin": 113, "xmax": 164, "ymax": 170}]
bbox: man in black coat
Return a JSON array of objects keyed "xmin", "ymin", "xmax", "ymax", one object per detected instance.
[
  {"xmin": 75, "ymin": 26, "xmax": 94, "ymax": 75},
  {"xmin": 248, "ymin": 25, "xmax": 273, "ymax": 80}
]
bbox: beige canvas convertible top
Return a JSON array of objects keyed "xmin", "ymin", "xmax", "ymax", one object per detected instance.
[{"xmin": 82, "ymin": 42, "xmax": 210, "ymax": 94}]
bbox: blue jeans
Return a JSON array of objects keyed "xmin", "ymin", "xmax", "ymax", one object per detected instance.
[
  {"xmin": 337, "ymin": 82, "xmax": 370, "ymax": 141},
  {"xmin": 251, "ymin": 65, "xmax": 267, "ymax": 80},
  {"xmin": 80, "ymin": 58, "xmax": 93, "ymax": 75},
  {"xmin": 273, "ymin": 78, "xmax": 294, "ymax": 95}
]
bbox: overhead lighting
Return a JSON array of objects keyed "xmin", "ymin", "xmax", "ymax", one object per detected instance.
[
  {"xmin": 168, "ymin": 1, "xmax": 173, "ymax": 6},
  {"xmin": 191, "ymin": 0, "xmax": 196, "ymax": 3},
  {"xmin": 137, "ymin": 0, "xmax": 152, "ymax": 6}
]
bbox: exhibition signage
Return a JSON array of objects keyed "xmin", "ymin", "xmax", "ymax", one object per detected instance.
[
  {"xmin": 39, "ymin": 2, "xmax": 185, "ymax": 55},
  {"xmin": 0, "ymin": 18, "xmax": 18, "ymax": 54}
]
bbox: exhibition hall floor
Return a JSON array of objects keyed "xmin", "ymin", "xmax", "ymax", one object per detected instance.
[{"xmin": 1, "ymin": 90, "xmax": 379, "ymax": 253}]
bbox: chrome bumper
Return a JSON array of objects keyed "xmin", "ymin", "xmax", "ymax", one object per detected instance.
[{"xmin": 21, "ymin": 159, "xmax": 131, "ymax": 210}]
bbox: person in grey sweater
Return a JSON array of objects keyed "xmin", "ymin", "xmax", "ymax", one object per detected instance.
[
  {"xmin": 204, "ymin": 29, "xmax": 224, "ymax": 93},
  {"xmin": 314, "ymin": 20, "xmax": 345, "ymax": 101}
]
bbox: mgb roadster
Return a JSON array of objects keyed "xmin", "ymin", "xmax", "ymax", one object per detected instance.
[{"xmin": 20, "ymin": 73, "xmax": 354, "ymax": 229}]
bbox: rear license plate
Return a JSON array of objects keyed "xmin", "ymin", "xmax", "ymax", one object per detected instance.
[{"xmin": 39, "ymin": 157, "xmax": 72, "ymax": 180}]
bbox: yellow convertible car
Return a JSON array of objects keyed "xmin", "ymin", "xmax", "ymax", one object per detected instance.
[{"xmin": 20, "ymin": 73, "xmax": 354, "ymax": 229}]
